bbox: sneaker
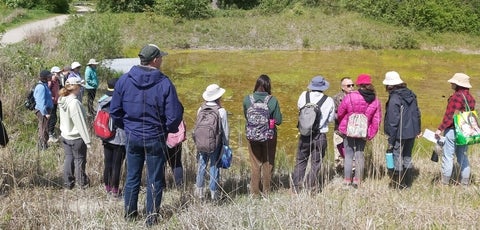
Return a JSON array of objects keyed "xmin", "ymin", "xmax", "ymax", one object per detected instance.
[{"xmin": 48, "ymin": 135, "xmax": 58, "ymax": 143}]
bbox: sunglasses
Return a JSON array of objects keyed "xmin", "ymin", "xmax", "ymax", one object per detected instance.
[{"xmin": 343, "ymin": 84, "xmax": 355, "ymax": 88}]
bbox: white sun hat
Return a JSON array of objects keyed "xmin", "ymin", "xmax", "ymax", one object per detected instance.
[
  {"xmin": 87, "ymin": 59, "xmax": 99, "ymax": 65},
  {"xmin": 383, "ymin": 71, "xmax": 404, "ymax": 86},
  {"xmin": 71, "ymin": 61, "xmax": 82, "ymax": 69},
  {"xmin": 202, "ymin": 84, "xmax": 226, "ymax": 102},
  {"xmin": 50, "ymin": 66, "xmax": 61, "ymax": 73},
  {"xmin": 448, "ymin": 73, "xmax": 472, "ymax": 89}
]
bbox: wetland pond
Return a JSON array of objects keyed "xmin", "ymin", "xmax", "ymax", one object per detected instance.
[{"xmin": 105, "ymin": 50, "xmax": 480, "ymax": 162}]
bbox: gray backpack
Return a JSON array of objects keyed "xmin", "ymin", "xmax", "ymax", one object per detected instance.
[
  {"xmin": 298, "ymin": 92, "xmax": 328, "ymax": 136},
  {"xmin": 193, "ymin": 103, "xmax": 221, "ymax": 153},
  {"xmin": 245, "ymin": 95, "xmax": 273, "ymax": 142}
]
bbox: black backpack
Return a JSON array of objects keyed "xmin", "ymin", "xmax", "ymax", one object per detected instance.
[{"xmin": 24, "ymin": 83, "xmax": 41, "ymax": 110}]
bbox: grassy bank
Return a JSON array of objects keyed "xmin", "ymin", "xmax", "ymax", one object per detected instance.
[
  {"xmin": 115, "ymin": 10, "xmax": 480, "ymax": 54},
  {"xmin": 0, "ymin": 7, "xmax": 56, "ymax": 31},
  {"xmin": 1, "ymin": 7, "xmax": 480, "ymax": 229}
]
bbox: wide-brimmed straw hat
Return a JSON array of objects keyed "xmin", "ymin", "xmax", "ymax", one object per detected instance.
[
  {"xmin": 87, "ymin": 59, "xmax": 99, "ymax": 65},
  {"xmin": 202, "ymin": 84, "xmax": 225, "ymax": 102},
  {"xmin": 448, "ymin": 73, "xmax": 472, "ymax": 88},
  {"xmin": 383, "ymin": 71, "xmax": 404, "ymax": 86}
]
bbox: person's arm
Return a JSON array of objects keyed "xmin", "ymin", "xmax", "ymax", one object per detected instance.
[
  {"xmin": 220, "ymin": 108, "xmax": 229, "ymax": 146},
  {"xmin": 34, "ymin": 84, "xmax": 48, "ymax": 116},
  {"xmin": 70, "ymin": 101, "xmax": 91, "ymax": 145},
  {"xmin": 109, "ymin": 80, "xmax": 125, "ymax": 129},
  {"xmin": 337, "ymin": 94, "xmax": 349, "ymax": 123},
  {"xmin": 326, "ymin": 97, "xmax": 335, "ymax": 123},
  {"xmin": 164, "ymin": 81, "xmax": 183, "ymax": 133},
  {"xmin": 385, "ymin": 96, "xmax": 401, "ymax": 145},
  {"xmin": 437, "ymin": 93, "xmax": 462, "ymax": 133},
  {"xmin": 368, "ymin": 99, "xmax": 382, "ymax": 140},
  {"xmin": 271, "ymin": 97, "xmax": 282, "ymax": 125}
]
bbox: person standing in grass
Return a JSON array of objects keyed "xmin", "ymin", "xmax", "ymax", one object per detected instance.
[
  {"xmin": 193, "ymin": 84, "xmax": 229, "ymax": 200},
  {"xmin": 97, "ymin": 78, "xmax": 126, "ymax": 197},
  {"xmin": 332, "ymin": 77, "xmax": 355, "ymax": 172},
  {"xmin": 383, "ymin": 71, "xmax": 421, "ymax": 189},
  {"xmin": 48, "ymin": 66, "xmax": 62, "ymax": 143},
  {"xmin": 243, "ymin": 74, "xmax": 282, "ymax": 198},
  {"xmin": 337, "ymin": 74, "xmax": 381, "ymax": 188},
  {"xmin": 58, "ymin": 77, "xmax": 91, "ymax": 189},
  {"xmin": 110, "ymin": 44, "xmax": 183, "ymax": 226},
  {"xmin": 68, "ymin": 61, "xmax": 84, "ymax": 102},
  {"xmin": 292, "ymin": 76, "xmax": 335, "ymax": 194},
  {"xmin": 85, "ymin": 59, "xmax": 99, "ymax": 119},
  {"xmin": 435, "ymin": 73, "xmax": 475, "ymax": 186},
  {"xmin": 34, "ymin": 70, "xmax": 54, "ymax": 150}
]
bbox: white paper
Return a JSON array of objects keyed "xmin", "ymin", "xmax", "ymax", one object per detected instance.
[{"xmin": 423, "ymin": 129, "xmax": 445, "ymax": 143}]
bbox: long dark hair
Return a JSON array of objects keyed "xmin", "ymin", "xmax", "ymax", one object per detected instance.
[
  {"xmin": 358, "ymin": 84, "xmax": 376, "ymax": 94},
  {"xmin": 253, "ymin": 74, "xmax": 272, "ymax": 95}
]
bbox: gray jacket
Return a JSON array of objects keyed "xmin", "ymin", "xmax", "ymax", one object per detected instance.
[{"xmin": 97, "ymin": 95, "xmax": 126, "ymax": 146}]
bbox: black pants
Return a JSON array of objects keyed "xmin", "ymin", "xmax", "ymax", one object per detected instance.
[
  {"xmin": 47, "ymin": 104, "xmax": 57, "ymax": 136},
  {"xmin": 103, "ymin": 142, "xmax": 126, "ymax": 190},
  {"xmin": 86, "ymin": 88, "xmax": 96, "ymax": 118},
  {"xmin": 165, "ymin": 144, "xmax": 183, "ymax": 187},
  {"xmin": 292, "ymin": 133, "xmax": 327, "ymax": 192}
]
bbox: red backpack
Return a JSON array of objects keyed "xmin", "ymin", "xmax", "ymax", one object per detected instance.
[{"xmin": 94, "ymin": 104, "xmax": 115, "ymax": 140}]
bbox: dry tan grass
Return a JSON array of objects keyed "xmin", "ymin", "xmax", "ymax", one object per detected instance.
[{"xmin": 1, "ymin": 131, "xmax": 480, "ymax": 229}]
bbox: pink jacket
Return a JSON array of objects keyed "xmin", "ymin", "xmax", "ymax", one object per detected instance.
[{"xmin": 337, "ymin": 91, "xmax": 382, "ymax": 140}]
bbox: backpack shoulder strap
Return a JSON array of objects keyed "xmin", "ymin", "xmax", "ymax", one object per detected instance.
[
  {"xmin": 316, "ymin": 94, "xmax": 328, "ymax": 108},
  {"xmin": 305, "ymin": 91, "xmax": 311, "ymax": 104},
  {"xmin": 263, "ymin": 95, "xmax": 272, "ymax": 105}
]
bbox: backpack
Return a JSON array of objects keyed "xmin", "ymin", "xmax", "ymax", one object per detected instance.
[
  {"xmin": 298, "ymin": 92, "xmax": 328, "ymax": 136},
  {"xmin": 24, "ymin": 83, "xmax": 41, "ymax": 110},
  {"xmin": 346, "ymin": 96, "xmax": 369, "ymax": 138},
  {"xmin": 193, "ymin": 103, "xmax": 222, "ymax": 153},
  {"xmin": 245, "ymin": 94, "xmax": 273, "ymax": 142},
  {"xmin": 94, "ymin": 102, "xmax": 116, "ymax": 140}
]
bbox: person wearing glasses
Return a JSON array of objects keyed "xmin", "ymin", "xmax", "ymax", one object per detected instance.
[{"xmin": 332, "ymin": 77, "xmax": 355, "ymax": 173}]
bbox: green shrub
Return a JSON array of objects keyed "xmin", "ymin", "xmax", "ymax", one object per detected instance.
[
  {"xmin": 257, "ymin": 0, "xmax": 292, "ymax": 14},
  {"xmin": 218, "ymin": 0, "xmax": 260, "ymax": 9},
  {"xmin": 155, "ymin": 0, "xmax": 213, "ymax": 20},
  {"xmin": 3, "ymin": 0, "xmax": 37, "ymax": 9},
  {"xmin": 59, "ymin": 14, "xmax": 122, "ymax": 62},
  {"xmin": 96, "ymin": 0, "xmax": 155, "ymax": 12},
  {"xmin": 344, "ymin": 0, "xmax": 480, "ymax": 34},
  {"xmin": 390, "ymin": 30, "xmax": 420, "ymax": 50},
  {"xmin": 38, "ymin": 0, "xmax": 69, "ymax": 13}
]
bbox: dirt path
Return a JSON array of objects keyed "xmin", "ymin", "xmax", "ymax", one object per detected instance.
[
  {"xmin": 0, "ymin": 15, "xmax": 69, "ymax": 45},
  {"xmin": 0, "ymin": 6, "xmax": 94, "ymax": 45}
]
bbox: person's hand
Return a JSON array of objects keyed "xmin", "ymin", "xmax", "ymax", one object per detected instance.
[
  {"xmin": 416, "ymin": 132, "xmax": 423, "ymax": 138},
  {"xmin": 86, "ymin": 144, "xmax": 91, "ymax": 149},
  {"xmin": 434, "ymin": 129, "xmax": 442, "ymax": 140},
  {"xmin": 387, "ymin": 144, "xmax": 394, "ymax": 153},
  {"xmin": 45, "ymin": 114, "xmax": 51, "ymax": 119}
]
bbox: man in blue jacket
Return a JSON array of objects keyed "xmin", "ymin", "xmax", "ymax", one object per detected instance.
[
  {"xmin": 34, "ymin": 70, "xmax": 54, "ymax": 150},
  {"xmin": 110, "ymin": 44, "xmax": 183, "ymax": 226}
]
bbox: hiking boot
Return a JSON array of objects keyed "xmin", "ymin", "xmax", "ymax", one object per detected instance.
[
  {"xmin": 402, "ymin": 168, "xmax": 413, "ymax": 188},
  {"xmin": 460, "ymin": 177, "xmax": 470, "ymax": 186},
  {"xmin": 441, "ymin": 176, "xmax": 450, "ymax": 185},
  {"xmin": 145, "ymin": 214, "xmax": 159, "ymax": 227}
]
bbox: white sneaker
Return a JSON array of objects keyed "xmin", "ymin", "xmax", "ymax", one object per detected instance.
[
  {"xmin": 194, "ymin": 187, "xmax": 204, "ymax": 199},
  {"xmin": 48, "ymin": 135, "xmax": 58, "ymax": 143},
  {"xmin": 210, "ymin": 190, "xmax": 219, "ymax": 200}
]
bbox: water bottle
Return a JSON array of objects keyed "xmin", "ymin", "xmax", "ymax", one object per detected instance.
[
  {"xmin": 385, "ymin": 152, "xmax": 394, "ymax": 170},
  {"xmin": 269, "ymin": 119, "xmax": 275, "ymax": 129}
]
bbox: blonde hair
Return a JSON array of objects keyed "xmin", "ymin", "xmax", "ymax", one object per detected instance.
[{"xmin": 59, "ymin": 84, "xmax": 80, "ymax": 97}]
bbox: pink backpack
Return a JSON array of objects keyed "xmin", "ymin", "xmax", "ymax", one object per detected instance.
[{"xmin": 167, "ymin": 121, "xmax": 186, "ymax": 148}]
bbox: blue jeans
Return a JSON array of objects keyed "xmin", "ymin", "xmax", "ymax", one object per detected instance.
[
  {"xmin": 124, "ymin": 138, "xmax": 167, "ymax": 217},
  {"xmin": 442, "ymin": 128, "xmax": 470, "ymax": 181},
  {"xmin": 196, "ymin": 144, "xmax": 221, "ymax": 192}
]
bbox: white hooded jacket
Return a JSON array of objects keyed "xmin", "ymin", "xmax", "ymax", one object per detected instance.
[{"xmin": 58, "ymin": 94, "xmax": 91, "ymax": 144}]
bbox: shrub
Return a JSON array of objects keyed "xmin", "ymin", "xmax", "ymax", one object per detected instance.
[
  {"xmin": 390, "ymin": 30, "xmax": 420, "ymax": 50},
  {"xmin": 58, "ymin": 14, "xmax": 122, "ymax": 62},
  {"xmin": 155, "ymin": 0, "xmax": 213, "ymax": 20},
  {"xmin": 2, "ymin": 0, "xmax": 37, "ymax": 9},
  {"xmin": 96, "ymin": 0, "xmax": 155, "ymax": 12},
  {"xmin": 257, "ymin": 0, "xmax": 292, "ymax": 14},
  {"xmin": 218, "ymin": 0, "xmax": 260, "ymax": 9},
  {"xmin": 38, "ymin": 0, "xmax": 69, "ymax": 13}
]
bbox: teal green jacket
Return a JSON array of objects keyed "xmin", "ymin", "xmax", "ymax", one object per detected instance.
[
  {"xmin": 84, "ymin": 66, "xmax": 98, "ymax": 89},
  {"xmin": 242, "ymin": 91, "xmax": 283, "ymax": 126}
]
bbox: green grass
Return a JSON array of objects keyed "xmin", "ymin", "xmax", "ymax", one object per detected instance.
[{"xmin": 0, "ymin": 7, "xmax": 58, "ymax": 31}]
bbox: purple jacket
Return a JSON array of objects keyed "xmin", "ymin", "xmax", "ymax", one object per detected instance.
[{"xmin": 337, "ymin": 91, "xmax": 382, "ymax": 140}]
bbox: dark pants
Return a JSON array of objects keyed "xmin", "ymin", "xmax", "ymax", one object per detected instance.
[
  {"xmin": 85, "ymin": 88, "xmax": 96, "ymax": 118},
  {"xmin": 248, "ymin": 134, "xmax": 277, "ymax": 196},
  {"xmin": 292, "ymin": 133, "xmax": 327, "ymax": 192},
  {"xmin": 124, "ymin": 138, "xmax": 167, "ymax": 218},
  {"xmin": 103, "ymin": 142, "xmax": 126, "ymax": 191},
  {"xmin": 165, "ymin": 144, "xmax": 183, "ymax": 187},
  {"xmin": 47, "ymin": 104, "xmax": 57, "ymax": 136},
  {"xmin": 344, "ymin": 137, "xmax": 366, "ymax": 185},
  {"xmin": 36, "ymin": 111, "xmax": 49, "ymax": 149},
  {"xmin": 393, "ymin": 138, "xmax": 415, "ymax": 171},
  {"xmin": 63, "ymin": 138, "xmax": 89, "ymax": 189}
]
